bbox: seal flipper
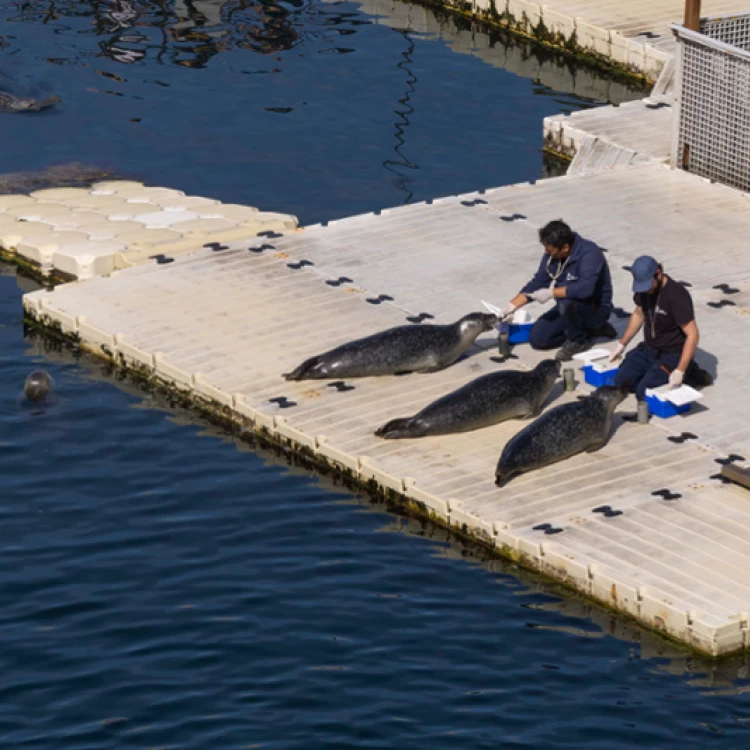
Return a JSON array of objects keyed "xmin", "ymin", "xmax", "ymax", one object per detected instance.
[
  {"xmin": 375, "ymin": 417, "xmax": 418, "ymax": 439},
  {"xmin": 585, "ymin": 438, "xmax": 608, "ymax": 453},
  {"xmin": 285, "ymin": 355, "xmax": 322, "ymax": 381}
]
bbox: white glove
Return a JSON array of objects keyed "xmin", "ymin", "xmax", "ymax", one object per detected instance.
[
  {"xmin": 669, "ymin": 369, "xmax": 684, "ymax": 388},
  {"xmin": 499, "ymin": 303, "xmax": 516, "ymax": 322},
  {"xmin": 528, "ymin": 288, "xmax": 554, "ymax": 304},
  {"xmin": 608, "ymin": 342, "xmax": 626, "ymax": 364}
]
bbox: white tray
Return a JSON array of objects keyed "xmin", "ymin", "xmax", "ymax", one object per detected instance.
[
  {"xmin": 646, "ymin": 384, "xmax": 704, "ymax": 406},
  {"xmin": 572, "ymin": 348, "xmax": 611, "ymax": 364},
  {"xmin": 481, "ymin": 300, "xmax": 533, "ymax": 325}
]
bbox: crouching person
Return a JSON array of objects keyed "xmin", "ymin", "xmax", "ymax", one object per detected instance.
[
  {"xmin": 501, "ymin": 220, "xmax": 616, "ymax": 362},
  {"xmin": 610, "ymin": 256, "xmax": 711, "ymax": 401}
]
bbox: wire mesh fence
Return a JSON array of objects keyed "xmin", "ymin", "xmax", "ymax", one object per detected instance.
[{"xmin": 673, "ymin": 14, "xmax": 750, "ymax": 192}]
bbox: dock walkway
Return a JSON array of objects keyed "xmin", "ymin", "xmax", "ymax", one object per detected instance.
[
  {"xmin": 19, "ymin": 163, "xmax": 750, "ymax": 655},
  {"xmin": 544, "ymin": 94, "xmax": 674, "ymax": 168}
]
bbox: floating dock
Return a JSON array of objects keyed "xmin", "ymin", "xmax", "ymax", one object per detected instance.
[
  {"xmin": 10, "ymin": 161, "xmax": 750, "ymax": 656},
  {"xmin": 0, "ymin": 183, "xmax": 297, "ymax": 281}
]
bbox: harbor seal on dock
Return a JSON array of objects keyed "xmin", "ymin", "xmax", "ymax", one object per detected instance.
[
  {"xmin": 0, "ymin": 92, "xmax": 60, "ymax": 113},
  {"xmin": 285, "ymin": 312, "xmax": 497, "ymax": 381},
  {"xmin": 23, "ymin": 370, "xmax": 53, "ymax": 403},
  {"xmin": 494, "ymin": 385, "xmax": 627, "ymax": 487},
  {"xmin": 375, "ymin": 359, "xmax": 561, "ymax": 439}
]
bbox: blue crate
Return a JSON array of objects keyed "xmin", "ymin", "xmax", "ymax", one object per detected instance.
[
  {"xmin": 646, "ymin": 394, "xmax": 691, "ymax": 418},
  {"xmin": 508, "ymin": 322, "xmax": 533, "ymax": 344},
  {"xmin": 582, "ymin": 364, "xmax": 619, "ymax": 387}
]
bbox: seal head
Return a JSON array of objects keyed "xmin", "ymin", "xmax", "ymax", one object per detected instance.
[
  {"xmin": 458, "ymin": 312, "xmax": 497, "ymax": 338},
  {"xmin": 23, "ymin": 369, "xmax": 53, "ymax": 403}
]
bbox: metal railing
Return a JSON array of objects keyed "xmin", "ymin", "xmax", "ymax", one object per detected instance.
[{"xmin": 672, "ymin": 14, "xmax": 750, "ymax": 192}]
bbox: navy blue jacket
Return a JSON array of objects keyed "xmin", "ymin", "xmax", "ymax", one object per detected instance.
[{"xmin": 521, "ymin": 233, "xmax": 612, "ymax": 309}]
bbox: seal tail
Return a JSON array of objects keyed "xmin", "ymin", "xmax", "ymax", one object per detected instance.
[
  {"xmin": 285, "ymin": 355, "xmax": 321, "ymax": 381},
  {"xmin": 375, "ymin": 417, "xmax": 416, "ymax": 439}
]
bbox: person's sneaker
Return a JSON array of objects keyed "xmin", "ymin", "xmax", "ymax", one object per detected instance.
[
  {"xmin": 684, "ymin": 361, "xmax": 714, "ymax": 388},
  {"xmin": 591, "ymin": 321, "xmax": 618, "ymax": 340},
  {"xmin": 555, "ymin": 339, "xmax": 589, "ymax": 362}
]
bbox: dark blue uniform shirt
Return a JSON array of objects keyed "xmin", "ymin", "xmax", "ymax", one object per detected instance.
[{"xmin": 521, "ymin": 233, "xmax": 613, "ymax": 309}]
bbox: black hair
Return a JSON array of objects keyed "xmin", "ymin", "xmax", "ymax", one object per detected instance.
[{"xmin": 538, "ymin": 220, "xmax": 575, "ymax": 250}]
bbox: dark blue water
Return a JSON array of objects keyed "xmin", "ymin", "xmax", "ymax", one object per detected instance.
[
  {"xmin": 0, "ymin": 0, "xmax": 620, "ymax": 222},
  {"xmin": 2, "ymin": 1, "xmax": 750, "ymax": 747}
]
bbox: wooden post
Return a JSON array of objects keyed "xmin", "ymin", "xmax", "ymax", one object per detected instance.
[{"xmin": 684, "ymin": 0, "xmax": 701, "ymax": 31}]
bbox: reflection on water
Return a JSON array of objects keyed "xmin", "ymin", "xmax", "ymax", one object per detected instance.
[
  {"xmin": 382, "ymin": 28, "xmax": 418, "ymax": 202},
  {"xmin": 12, "ymin": 0, "xmax": 303, "ymax": 66},
  {"xmin": 323, "ymin": 0, "xmax": 647, "ymax": 105},
  {"xmin": 12, "ymin": 0, "xmax": 646, "ymax": 101},
  {"xmin": 0, "ymin": 0, "xmax": 641, "ymax": 221}
]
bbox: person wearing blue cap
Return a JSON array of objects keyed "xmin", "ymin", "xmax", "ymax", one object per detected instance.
[
  {"xmin": 500, "ymin": 220, "xmax": 616, "ymax": 361},
  {"xmin": 609, "ymin": 256, "xmax": 709, "ymax": 401}
]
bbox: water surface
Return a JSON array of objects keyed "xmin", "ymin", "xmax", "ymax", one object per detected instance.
[{"xmin": 0, "ymin": 0, "xmax": 640, "ymax": 222}]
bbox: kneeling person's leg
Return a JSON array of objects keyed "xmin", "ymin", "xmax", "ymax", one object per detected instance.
[
  {"xmin": 528, "ymin": 307, "xmax": 567, "ymax": 350},
  {"xmin": 635, "ymin": 353, "xmax": 680, "ymax": 402},
  {"xmin": 565, "ymin": 300, "xmax": 610, "ymax": 343},
  {"xmin": 614, "ymin": 346, "xmax": 656, "ymax": 394}
]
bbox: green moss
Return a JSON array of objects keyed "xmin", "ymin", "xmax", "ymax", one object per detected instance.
[
  {"xmin": 533, "ymin": 18, "xmax": 553, "ymax": 44},
  {"xmin": 0, "ymin": 248, "xmax": 63, "ymax": 287},
  {"xmin": 543, "ymin": 147, "xmax": 573, "ymax": 162}
]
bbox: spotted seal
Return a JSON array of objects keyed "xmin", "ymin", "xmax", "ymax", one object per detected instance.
[
  {"xmin": 285, "ymin": 312, "xmax": 497, "ymax": 381},
  {"xmin": 23, "ymin": 370, "xmax": 54, "ymax": 403},
  {"xmin": 376, "ymin": 359, "xmax": 561, "ymax": 439},
  {"xmin": 494, "ymin": 385, "xmax": 627, "ymax": 487},
  {"xmin": 0, "ymin": 92, "xmax": 60, "ymax": 113}
]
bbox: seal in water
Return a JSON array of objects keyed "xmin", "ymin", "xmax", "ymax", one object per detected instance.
[
  {"xmin": 285, "ymin": 312, "xmax": 497, "ymax": 381},
  {"xmin": 376, "ymin": 359, "xmax": 561, "ymax": 439},
  {"xmin": 23, "ymin": 370, "xmax": 53, "ymax": 403},
  {"xmin": 495, "ymin": 385, "xmax": 627, "ymax": 487},
  {"xmin": 0, "ymin": 92, "xmax": 60, "ymax": 113}
]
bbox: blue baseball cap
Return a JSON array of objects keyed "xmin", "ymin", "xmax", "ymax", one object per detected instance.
[{"xmin": 631, "ymin": 255, "xmax": 659, "ymax": 293}]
